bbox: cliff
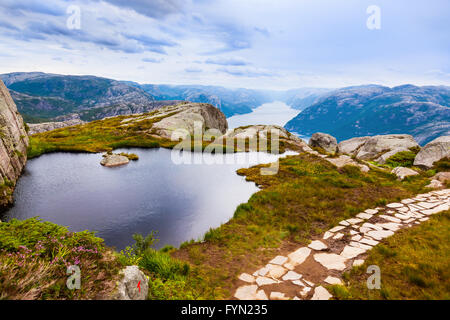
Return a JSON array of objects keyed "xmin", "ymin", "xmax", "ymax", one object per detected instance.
[{"xmin": 0, "ymin": 80, "xmax": 29, "ymax": 208}]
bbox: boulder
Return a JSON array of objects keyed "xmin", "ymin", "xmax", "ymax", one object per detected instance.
[
  {"xmin": 100, "ymin": 153, "xmax": 130, "ymax": 167},
  {"xmin": 433, "ymin": 172, "xmax": 450, "ymax": 183},
  {"xmin": 115, "ymin": 266, "xmax": 148, "ymax": 300},
  {"xmin": 354, "ymin": 134, "xmax": 419, "ymax": 163},
  {"xmin": 426, "ymin": 180, "xmax": 444, "ymax": 189},
  {"xmin": 325, "ymin": 155, "xmax": 370, "ymax": 172},
  {"xmin": 309, "ymin": 132, "xmax": 338, "ymax": 154},
  {"xmin": 337, "ymin": 137, "xmax": 370, "ymax": 156},
  {"xmin": 391, "ymin": 167, "xmax": 419, "ymax": 180},
  {"xmin": 413, "ymin": 136, "xmax": 450, "ymax": 169}
]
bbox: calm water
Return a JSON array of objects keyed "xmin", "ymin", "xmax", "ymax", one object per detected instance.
[
  {"xmin": 227, "ymin": 101, "xmax": 300, "ymax": 129},
  {"xmin": 2, "ymin": 148, "xmax": 295, "ymax": 250}
]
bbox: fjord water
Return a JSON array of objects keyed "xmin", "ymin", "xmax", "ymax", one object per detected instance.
[
  {"xmin": 227, "ymin": 101, "xmax": 300, "ymax": 129},
  {"xmin": 3, "ymin": 148, "xmax": 294, "ymax": 250}
]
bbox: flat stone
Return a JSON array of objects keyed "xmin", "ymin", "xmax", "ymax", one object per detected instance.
[
  {"xmin": 299, "ymin": 286, "xmax": 312, "ymax": 297},
  {"xmin": 329, "ymin": 226, "xmax": 346, "ymax": 233},
  {"xmin": 386, "ymin": 203, "xmax": 404, "ymax": 208},
  {"xmin": 362, "ymin": 223, "xmax": 383, "ymax": 231},
  {"xmin": 270, "ymin": 292, "xmax": 289, "ymax": 300},
  {"xmin": 266, "ymin": 264, "xmax": 287, "ymax": 279},
  {"xmin": 351, "ymin": 234, "xmax": 362, "ymax": 241},
  {"xmin": 353, "ymin": 259, "xmax": 365, "ymax": 267},
  {"xmin": 323, "ymin": 231, "xmax": 334, "ymax": 240},
  {"xmin": 397, "ymin": 207, "xmax": 410, "ymax": 213},
  {"xmin": 303, "ymin": 280, "xmax": 315, "ymax": 287},
  {"xmin": 419, "ymin": 217, "xmax": 429, "ymax": 222},
  {"xmin": 347, "ymin": 218, "xmax": 363, "ymax": 225},
  {"xmin": 269, "ymin": 256, "xmax": 288, "ymax": 266},
  {"xmin": 395, "ymin": 213, "xmax": 412, "ymax": 220},
  {"xmin": 379, "ymin": 215, "xmax": 402, "ymax": 223},
  {"xmin": 238, "ymin": 273, "xmax": 255, "ymax": 283},
  {"xmin": 350, "ymin": 241, "xmax": 372, "ymax": 250},
  {"xmin": 324, "ymin": 276, "xmax": 343, "ymax": 285},
  {"xmin": 359, "ymin": 238, "xmax": 379, "ymax": 246},
  {"xmin": 256, "ymin": 277, "xmax": 278, "ymax": 286},
  {"xmin": 311, "ymin": 286, "xmax": 332, "ymax": 300},
  {"xmin": 376, "ymin": 222, "xmax": 402, "ymax": 231},
  {"xmin": 357, "ymin": 213, "xmax": 373, "ymax": 220},
  {"xmin": 308, "ymin": 240, "xmax": 328, "ymax": 251},
  {"xmin": 314, "ymin": 253, "xmax": 347, "ymax": 271},
  {"xmin": 255, "ymin": 290, "xmax": 269, "ymax": 300},
  {"xmin": 282, "ymin": 271, "xmax": 303, "ymax": 281},
  {"xmin": 401, "ymin": 199, "xmax": 415, "ymax": 204},
  {"xmin": 359, "ymin": 227, "xmax": 372, "ymax": 234},
  {"xmin": 364, "ymin": 209, "xmax": 379, "ymax": 214},
  {"xmin": 339, "ymin": 220, "xmax": 350, "ymax": 226},
  {"xmin": 340, "ymin": 245, "xmax": 366, "ymax": 259},
  {"xmin": 284, "ymin": 262, "xmax": 295, "ymax": 270},
  {"xmin": 235, "ymin": 285, "xmax": 258, "ymax": 300},
  {"xmin": 288, "ymin": 247, "xmax": 311, "ymax": 266},
  {"xmin": 333, "ymin": 233, "xmax": 344, "ymax": 240},
  {"xmin": 416, "ymin": 202, "xmax": 438, "ymax": 209},
  {"xmin": 367, "ymin": 230, "xmax": 394, "ymax": 240},
  {"xmin": 404, "ymin": 218, "xmax": 415, "ymax": 223},
  {"xmin": 257, "ymin": 267, "xmax": 269, "ymax": 277},
  {"xmin": 349, "ymin": 230, "xmax": 358, "ymax": 235},
  {"xmin": 421, "ymin": 204, "xmax": 449, "ymax": 215}
]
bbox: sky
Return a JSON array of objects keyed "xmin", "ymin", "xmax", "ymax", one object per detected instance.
[{"xmin": 0, "ymin": 0, "xmax": 449, "ymax": 90}]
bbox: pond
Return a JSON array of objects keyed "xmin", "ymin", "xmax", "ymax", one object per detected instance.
[{"xmin": 2, "ymin": 148, "xmax": 295, "ymax": 250}]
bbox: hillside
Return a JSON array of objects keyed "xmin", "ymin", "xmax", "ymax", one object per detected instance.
[{"xmin": 285, "ymin": 85, "xmax": 450, "ymax": 145}]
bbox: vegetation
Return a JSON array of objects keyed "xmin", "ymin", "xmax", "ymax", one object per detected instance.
[
  {"xmin": 0, "ymin": 218, "xmax": 121, "ymax": 299},
  {"xmin": 330, "ymin": 210, "xmax": 450, "ymax": 300},
  {"xmin": 384, "ymin": 150, "xmax": 418, "ymax": 168},
  {"xmin": 119, "ymin": 152, "xmax": 139, "ymax": 161}
]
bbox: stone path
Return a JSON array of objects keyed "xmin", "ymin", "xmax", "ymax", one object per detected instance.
[{"xmin": 234, "ymin": 189, "xmax": 450, "ymax": 300}]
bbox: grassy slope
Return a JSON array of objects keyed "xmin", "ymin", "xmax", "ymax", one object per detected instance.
[{"xmin": 330, "ymin": 210, "xmax": 450, "ymax": 300}]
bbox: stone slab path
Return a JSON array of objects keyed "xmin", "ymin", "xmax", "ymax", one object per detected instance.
[{"xmin": 234, "ymin": 189, "xmax": 450, "ymax": 300}]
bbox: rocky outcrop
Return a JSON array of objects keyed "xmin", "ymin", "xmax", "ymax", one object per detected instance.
[
  {"xmin": 340, "ymin": 134, "xmax": 419, "ymax": 164},
  {"xmin": 433, "ymin": 172, "xmax": 450, "ymax": 183},
  {"xmin": 113, "ymin": 266, "xmax": 148, "ymax": 300},
  {"xmin": 391, "ymin": 167, "xmax": 419, "ymax": 180},
  {"xmin": 325, "ymin": 155, "xmax": 370, "ymax": 173},
  {"xmin": 309, "ymin": 133, "xmax": 338, "ymax": 154},
  {"xmin": 0, "ymin": 80, "xmax": 29, "ymax": 208},
  {"xmin": 28, "ymin": 117, "xmax": 85, "ymax": 135},
  {"xmin": 222, "ymin": 125, "xmax": 309, "ymax": 152},
  {"xmin": 413, "ymin": 136, "xmax": 450, "ymax": 169},
  {"xmin": 100, "ymin": 153, "xmax": 130, "ymax": 167}
]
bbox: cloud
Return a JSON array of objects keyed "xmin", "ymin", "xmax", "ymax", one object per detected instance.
[
  {"xmin": 217, "ymin": 67, "xmax": 272, "ymax": 78},
  {"xmin": 142, "ymin": 57, "xmax": 162, "ymax": 63},
  {"xmin": 124, "ymin": 33, "xmax": 177, "ymax": 54},
  {"xmin": 185, "ymin": 67, "xmax": 202, "ymax": 73},
  {"xmin": 0, "ymin": 21, "xmax": 20, "ymax": 31},
  {"xmin": 205, "ymin": 57, "xmax": 249, "ymax": 66},
  {"xmin": 100, "ymin": 0, "xmax": 184, "ymax": 19},
  {"xmin": 1, "ymin": 0, "xmax": 66, "ymax": 16}
]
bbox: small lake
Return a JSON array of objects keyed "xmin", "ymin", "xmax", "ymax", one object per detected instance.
[
  {"xmin": 227, "ymin": 101, "xmax": 300, "ymax": 129},
  {"xmin": 2, "ymin": 148, "xmax": 295, "ymax": 250}
]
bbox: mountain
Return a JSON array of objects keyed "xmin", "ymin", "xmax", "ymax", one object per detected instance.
[
  {"xmin": 126, "ymin": 83, "xmax": 274, "ymax": 117},
  {"xmin": 281, "ymin": 88, "xmax": 331, "ymax": 111},
  {"xmin": 285, "ymin": 84, "xmax": 450, "ymax": 145},
  {"xmin": 0, "ymin": 72, "xmax": 175, "ymax": 122}
]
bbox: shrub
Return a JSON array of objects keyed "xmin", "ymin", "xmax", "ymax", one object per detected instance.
[
  {"xmin": 385, "ymin": 151, "xmax": 417, "ymax": 168},
  {"xmin": 139, "ymin": 249, "xmax": 190, "ymax": 280}
]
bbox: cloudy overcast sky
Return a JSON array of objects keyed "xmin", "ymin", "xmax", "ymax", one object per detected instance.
[{"xmin": 0, "ymin": 0, "xmax": 449, "ymax": 89}]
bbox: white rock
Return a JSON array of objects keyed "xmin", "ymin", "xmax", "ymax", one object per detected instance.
[
  {"xmin": 314, "ymin": 253, "xmax": 347, "ymax": 270},
  {"xmin": 299, "ymin": 286, "xmax": 312, "ymax": 297},
  {"xmin": 266, "ymin": 264, "xmax": 287, "ymax": 279},
  {"xmin": 292, "ymin": 280, "xmax": 306, "ymax": 287},
  {"xmin": 329, "ymin": 226, "xmax": 346, "ymax": 233},
  {"xmin": 395, "ymin": 213, "xmax": 412, "ymax": 220},
  {"xmin": 311, "ymin": 286, "xmax": 332, "ymax": 300},
  {"xmin": 284, "ymin": 262, "xmax": 295, "ymax": 270},
  {"xmin": 353, "ymin": 259, "xmax": 365, "ymax": 267},
  {"xmin": 238, "ymin": 273, "xmax": 255, "ymax": 283},
  {"xmin": 257, "ymin": 267, "xmax": 269, "ymax": 277},
  {"xmin": 323, "ymin": 231, "xmax": 334, "ymax": 240},
  {"xmin": 270, "ymin": 292, "xmax": 289, "ymax": 300},
  {"xmin": 379, "ymin": 215, "xmax": 402, "ymax": 223},
  {"xmin": 324, "ymin": 276, "xmax": 343, "ymax": 285},
  {"xmin": 376, "ymin": 222, "xmax": 402, "ymax": 231},
  {"xmin": 333, "ymin": 233, "xmax": 344, "ymax": 240},
  {"xmin": 256, "ymin": 277, "xmax": 278, "ymax": 286},
  {"xmin": 308, "ymin": 240, "xmax": 328, "ymax": 251},
  {"xmin": 416, "ymin": 202, "xmax": 438, "ymax": 209},
  {"xmin": 282, "ymin": 271, "xmax": 302, "ymax": 281},
  {"xmin": 401, "ymin": 199, "xmax": 415, "ymax": 204},
  {"xmin": 386, "ymin": 203, "xmax": 404, "ymax": 208},
  {"xmin": 339, "ymin": 220, "xmax": 350, "ymax": 226},
  {"xmin": 235, "ymin": 285, "xmax": 258, "ymax": 300},
  {"xmin": 359, "ymin": 238, "xmax": 379, "ymax": 246},
  {"xmin": 269, "ymin": 255, "xmax": 288, "ymax": 265},
  {"xmin": 303, "ymin": 280, "xmax": 315, "ymax": 287},
  {"xmin": 115, "ymin": 266, "xmax": 148, "ymax": 300},
  {"xmin": 357, "ymin": 212, "xmax": 373, "ymax": 220},
  {"xmin": 340, "ymin": 245, "xmax": 366, "ymax": 259},
  {"xmin": 351, "ymin": 234, "xmax": 362, "ymax": 241},
  {"xmin": 367, "ymin": 230, "xmax": 394, "ymax": 240},
  {"xmin": 288, "ymin": 247, "xmax": 311, "ymax": 266},
  {"xmin": 347, "ymin": 218, "xmax": 363, "ymax": 225},
  {"xmin": 255, "ymin": 290, "xmax": 269, "ymax": 300},
  {"xmin": 362, "ymin": 223, "xmax": 383, "ymax": 231},
  {"xmin": 365, "ymin": 209, "xmax": 379, "ymax": 214}
]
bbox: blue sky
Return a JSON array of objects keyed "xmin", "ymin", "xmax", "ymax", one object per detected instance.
[{"xmin": 0, "ymin": 0, "xmax": 449, "ymax": 89}]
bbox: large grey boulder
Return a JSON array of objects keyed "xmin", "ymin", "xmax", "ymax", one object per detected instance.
[
  {"xmin": 413, "ymin": 136, "xmax": 450, "ymax": 169},
  {"xmin": 100, "ymin": 153, "xmax": 130, "ymax": 167},
  {"xmin": 337, "ymin": 137, "xmax": 370, "ymax": 156},
  {"xmin": 354, "ymin": 134, "xmax": 419, "ymax": 164},
  {"xmin": 28, "ymin": 117, "xmax": 85, "ymax": 135},
  {"xmin": 115, "ymin": 266, "xmax": 148, "ymax": 300},
  {"xmin": 309, "ymin": 133, "xmax": 338, "ymax": 154},
  {"xmin": 391, "ymin": 167, "xmax": 419, "ymax": 180}
]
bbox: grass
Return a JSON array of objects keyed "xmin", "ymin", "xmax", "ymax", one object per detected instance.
[
  {"xmin": 384, "ymin": 150, "xmax": 418, "ymax": 168},
  {"xmin": 330, "ymin": 210, "xmax": 450, "ymax": 300},
  {"xmin": 168, "ymin": 153, "xmax": 431, "ymax": 299},
  {"xmin": 0, "ymin": 218, "xmax": 121, "ymax": 300}
]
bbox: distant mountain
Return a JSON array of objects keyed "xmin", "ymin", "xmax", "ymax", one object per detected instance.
[
  {"xmin": 285, "ymin": 85, "xmax": 450, "ymax": 145},
  {"xmin": 0, "ymin": 72, "xmax": 170, "ymax": 122},
  {"xmin": 281, "ymin": 88, "xmax": 331, "ymax": 111}
]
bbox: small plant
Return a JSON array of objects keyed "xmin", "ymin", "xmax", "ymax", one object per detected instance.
[
  {"xmin": 385, "ymin": 151, "xmax": 417, "ymax": 168},
  {"xmin": 119, "ymin": 152, "xmax": 139, "ymax": 161}
]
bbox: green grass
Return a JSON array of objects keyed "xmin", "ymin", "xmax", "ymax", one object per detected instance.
[
  {"xmin": 0, "ymin": 218, "xmax": 121, "ymax": 300},
  {"xmin": 331, "ymin": 210, "xmax": 450, "ymax": 300},
  {"xmin": 385, "ymin": 150, "xmax": 418, "ymax": 168}
]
